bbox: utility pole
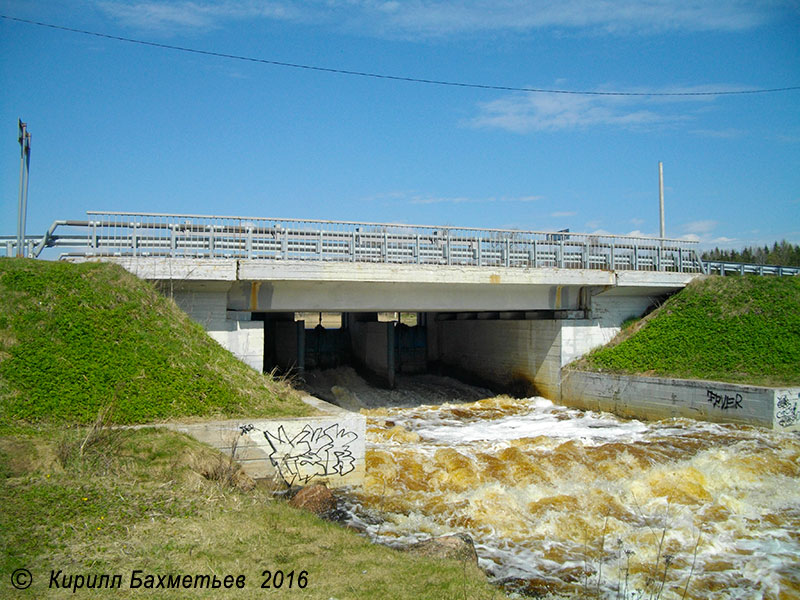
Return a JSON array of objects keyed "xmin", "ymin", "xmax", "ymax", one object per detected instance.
[
  {"xmin": 658, "ymin": 161, "xmax": 665, "ymax": 239},
  {"xmin": 16, "ymin": 119, "xmax": 31, "ymax": 257}
]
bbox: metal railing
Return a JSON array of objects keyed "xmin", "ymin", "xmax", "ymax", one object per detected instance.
[
  {"xmin": 702, "ymin": 260, "xmax": 800, "ymax": 277},
  {"xmin": 8, "ymin": 210, "xmax": 710, "ymax": 273}
]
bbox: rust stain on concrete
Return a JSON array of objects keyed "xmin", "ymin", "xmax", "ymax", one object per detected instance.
[
  {"xmin": 250, "ymin": 281, "xmax": 261, "ymax": 311},
  {"xmin": 490, "ymin": 274, "xmax": 501, "ymax": 284}
]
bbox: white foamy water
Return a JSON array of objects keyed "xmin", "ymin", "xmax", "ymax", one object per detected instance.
[{"xmin": 326, "ymin": 375, "xmax": 800, "ymax": 600}]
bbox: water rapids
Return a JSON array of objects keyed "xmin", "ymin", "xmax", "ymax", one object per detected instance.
[{"xmin": 306, "ymin": 368, "xmax": 800, "ymax": 599}]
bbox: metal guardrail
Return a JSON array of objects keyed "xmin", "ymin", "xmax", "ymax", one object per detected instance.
[
  {"xmin": 702, "ymin": 260, "xmax": 800, "ymax": 277},
  {"xmin": 4, "ymin": 213, "xmax": 795, "ymax": 276},
  {"xmin": 7, "ymin": 211, "xmax": 709, "ymax": 273},
  {"xmin": 7, "ymin": 211, "xmax": 796, "ymax": 276}
]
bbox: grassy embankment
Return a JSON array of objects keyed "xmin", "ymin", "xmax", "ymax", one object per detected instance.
[
  {"xmin": 0, "ymin": 259, "xmax": 497, "ymax": 599},
  {"xmin": 577, "ymin": 275, "xmax": 800, "ymax": 386}
]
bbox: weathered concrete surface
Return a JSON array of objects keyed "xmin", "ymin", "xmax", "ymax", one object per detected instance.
[
  {"xmin": 350, "ymin": 320, "xmax": 393, "ymax": 386},
  {"xmin": 561, "ymin": 370, "xmax": 800, "ymax": 431},
  {"xmin": 432, "ymin": 311, "xmax": 634, "ymax": 399},
  {"xmin": 169, "ymin": 284, "xmax": 264, "ymax": 371},
  {"xmin": 164, "ymin": 399, "xmax": 365, "ymax": 487}
]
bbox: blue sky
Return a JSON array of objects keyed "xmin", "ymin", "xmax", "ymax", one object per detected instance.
[{"xmin": 1, "ymin": 1, "xmax": 799, "ymax": 249}]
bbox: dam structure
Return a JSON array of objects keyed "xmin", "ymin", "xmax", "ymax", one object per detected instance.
[{"xmin": 12, "ymin": 210, "xmax": 721, "ymax": 402}]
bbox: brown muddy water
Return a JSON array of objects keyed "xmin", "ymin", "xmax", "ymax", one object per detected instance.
[{"xmin": 308, "ymin": 369, "xmax": 800, "ymax": 599}]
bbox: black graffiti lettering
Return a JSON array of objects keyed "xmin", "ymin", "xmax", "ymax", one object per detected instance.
[
  {"xmin": 241, "ymin": 423, "xmax": 359, "ymax": 485},
  {"xmin": 776, "ymin": 394, "xmax": 799, "ymax": 428},
  {"xmin": 706, "ymin": 389, "xmax": 743, "ymax": 411}
]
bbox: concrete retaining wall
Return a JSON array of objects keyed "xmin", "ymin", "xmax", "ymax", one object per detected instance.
[
  {"xmin": 434, "ymin": 318, "xmax": 622, "ymax": 398},
  {"xmin": 436, "ymin": 319, "xmax": 561, "ymax": 397},
  {"xmin": 561, "ymin": 370, "xmax": 800, "ymax": 431},
  {"xmin": 165, "ymin": 401, "xmax": 366, "ymax": 487},
  {"xmin": 172, "ymin": 287, "xmax": 264, "ymax": 372}
]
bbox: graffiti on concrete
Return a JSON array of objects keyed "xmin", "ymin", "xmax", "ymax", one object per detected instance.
[
  {"xmin": 706, "ymin": 389, "xmax": 743, "ymax": 411},
  {"xmin": 241, "ymin": 423, "xmax": 359, "ymax": 486},
  {"xmin": 776, "ymin": 394, "xmax": 799, "ymax": 428}
]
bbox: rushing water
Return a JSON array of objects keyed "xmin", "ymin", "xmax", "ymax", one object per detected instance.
[{"xmin": 308, "ymin": 369, "xmax": 800, "ymax": 599}]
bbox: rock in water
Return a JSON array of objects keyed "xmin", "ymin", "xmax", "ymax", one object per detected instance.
[
  {"xmin": 289, "ymin": 484, "xmax": 337, "ymax": 516},
  {"xmin": 406, "ymin": 534, "xmax": 478, "ymax": 564}
]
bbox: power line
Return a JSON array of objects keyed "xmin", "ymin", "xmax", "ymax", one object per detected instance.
[{"xmin": 3, "ymin": 13, "xmax": 800, "ymax": 98}]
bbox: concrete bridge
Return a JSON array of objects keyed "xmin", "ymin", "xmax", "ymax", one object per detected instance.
[{"xmin": 4, "ymin": 211, "xmax": 797, "ymax": 401}]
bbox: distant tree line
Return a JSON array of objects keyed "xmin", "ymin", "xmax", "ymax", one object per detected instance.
[{"xmin": 701, "ymin": 240, "xmax": 800, "ymax": 267}]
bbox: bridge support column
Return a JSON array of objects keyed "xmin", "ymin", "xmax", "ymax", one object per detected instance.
[
  {"xmin": 348, "ymin": 314, "xmax": 396, "ymax": 388},
  {"xmin": 296, "ymin": 319, "xmax": 306, "ymax": 374},
  {"xmin": 386, "ymin": 321, "xmax": 395, "ymax": 389}
]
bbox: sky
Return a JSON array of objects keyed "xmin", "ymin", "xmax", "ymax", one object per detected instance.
[{"xmin": 1, "ymin": 1, "xmax": 799, "ymax": 250}]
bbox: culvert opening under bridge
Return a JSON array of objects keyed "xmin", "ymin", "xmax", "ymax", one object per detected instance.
[{"xmin": 253, "ymin": 308, "xmax": 614, "ymax": 407}]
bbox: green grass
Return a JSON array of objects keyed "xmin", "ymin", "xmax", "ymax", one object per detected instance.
[
  {"xmin": 0, "ymin": 258, "xmax": 312, "ymax": 425},
  {"xmin": 579, "ymin": 275, "xmax": 800, "ymax": 386},
  {"xmin": 0, "ymin": 426, "xmax": 500, "ymax": 599},
  {"xmin": 0, "ymin": 259, "xmax": 504, "ymax": 598}
]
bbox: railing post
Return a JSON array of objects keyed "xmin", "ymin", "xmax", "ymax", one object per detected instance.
[
  {"xmin": 281, "ymin": 229, "xmax": 288, "ymax": 259},
  {"xmin": 382, "ymin": 231, "xmax": 388, "ymax": 263},
  {"xmin": 633, "ymin": 244, "xmax": 639, "ymax": 270},
  {"xmin": 415, "ymin": 234, "xmax": 420, "ymax": 264},
  {"xmin": 132, "ymin": 223, "xmax": 138, "ymax": 257},
  {"xmin": 208, "ymin": 225, "xmax": 215, "ymax": 257},
  {"xmin": 170, "ymin": 224, "xmax": 177, "ymax": 255},
  {"xmin": 558, "ymin": 239, "xmax": 564, "ymax": 268},
  {"xmin": 504, "ymin": 238, "xmax": 510, "ymax": 267},
  {"xmin": 350, "ymin": 231, "xmax": 356, "ymax": 262}
]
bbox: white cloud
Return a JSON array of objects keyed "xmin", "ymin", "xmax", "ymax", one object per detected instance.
[
  {"xmin": 466, "ymin": 82, "xmax": 755, "ymax": 133},
  {"xmin": 96, "ymin": 1, "xmax": 304, "ymax": 31},
  {"xmin": 471, "ymin": 93, "xmax": 673, "ymax": 132},
  {"xmin": 626, "ymin": 229, "xmax": 657, "ymax": 238},
  {"xmin": 683, "ymin": 219, "xmax": 718, "ymax": 234},
  {"xmin": 96, "ymin": 1, "xmax": 788, "ymax": 36}
]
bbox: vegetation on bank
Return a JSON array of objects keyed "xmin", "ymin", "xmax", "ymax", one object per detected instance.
[
  {"xmin": 0, "ymin": 425, "xmax": 497, "ymax": 599},
  {"xmin": 0, "ymin": 257, "xmax": 500, "ymax": 598},
  {"xmin": 579, "ymin": 275, "xmax": 800, "ymax": 386},
  {"xmin": 0, "ymin": 258, "xmax": 311, "ymax": 425}
]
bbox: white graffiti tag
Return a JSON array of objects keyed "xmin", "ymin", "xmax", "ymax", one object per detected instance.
[{"xmin": 243, "ymin": 423, "xmax": 358, "ymax": 485}]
